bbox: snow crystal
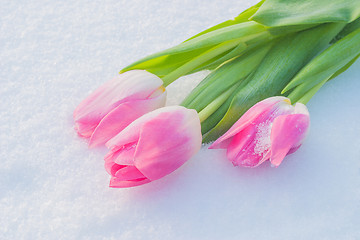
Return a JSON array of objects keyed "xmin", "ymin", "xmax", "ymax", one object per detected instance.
[{"xmin": 253, "ymin": 120, "xmax": 272, "ymax": 155}]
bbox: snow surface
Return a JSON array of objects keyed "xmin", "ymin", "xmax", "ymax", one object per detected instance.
[{"xmin": 1, "ymin": 0, "xmax": 360, "ymax": 239}]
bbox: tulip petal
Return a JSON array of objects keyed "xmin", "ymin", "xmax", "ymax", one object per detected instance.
[
  {"xmin": 105, "ymin": 106, "xmax": 202, "ymax": 188},
  {"xmin": 104, "ymin": 107, "xmax": 165, "ymax": 152},
  {"xmin": 226, "ymin": 125, "xmax": 255, "ymax": 164},
  {"xmin": 228, "ymin": 122, "xmax": 273, "ymax": 167},
  {"xmin": 109, "ymin": 177, "xmax": 151, "ymax": 188},
  {"xmin": 270, "ymin": 113, "xmax": 310, "ymax": 166},
  {"xmin": 293, "ymin": 102, "xmax": 310, "ymax": 115},
  {"xmin": 105, "ymin": 109, "xmax": 156, "ymax": 152},
  {"xmin": 209, "ymin": 96, "xmax": 289, "ymax": 149},
  {"xmin": 133, "ymin": 106, "xmax": 202, "ymax": 181},
  {"xmin": 104, "ymin": 142, "xmax": 137, "ymax": 166},
  {"xmin": 89, "ymin": 93, "xmax": 166, "ymax": 148},
  {"xmin": 233, "ymin": 142, "xmax": 272, "ymax": 167},
  {"xmin": 113, "ymin": 166, "xmax": 147, "ymax": 181},
  {"xmin": 104, "ymin": 161, "xmax": 125, "ymax": 176},
  {"xmin": 209, "ymin": 96, "xmax": 310, "ymax": 168},
  {"xmin": 104, "ymin": 161, "xmax": 151, "ymax": 188},
  {"xmin": 74, "ymin": 121, "xmax": 96, "ymax": 138},
  {"xmin": 74, "ymin": 70, "xmax": 164, "ymax": 138}
]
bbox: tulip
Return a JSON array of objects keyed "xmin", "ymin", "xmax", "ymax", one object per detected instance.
[
  {"xmin": 104, "ymin": 106, "xmax": 202, "ymax": 188},
  {"xmin": 209, "ymin": 96, "xmax": 310, "ymax": 167},
  {"xmin": 73, "ymin": 70, "xmax": 166, "ymax": 148}
]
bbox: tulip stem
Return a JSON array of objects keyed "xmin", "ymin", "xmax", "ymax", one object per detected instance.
[
  {"xmin": 161, "ymin": 39, "xmax": 245, "ymax": 87},
  {"xmin": 198, "ymin": 83, "xmax": 239, "ymax": 122}
]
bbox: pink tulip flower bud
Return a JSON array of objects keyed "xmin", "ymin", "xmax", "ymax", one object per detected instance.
[
  {"xmin": 104, "ymin": 106, "xmax": 202, "ymax": 188},
  {"xmin": 209, "ymin": 96, "xmax": 310, "ymax": 167},
  {"xmin": 73, "ymin": 70, "xmax": 166, "ymax": 148}
]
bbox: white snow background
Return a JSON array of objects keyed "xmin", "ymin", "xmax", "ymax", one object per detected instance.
[{"xmin": 1, "ymin": 0, "xmax": 360, "ymax": 239}]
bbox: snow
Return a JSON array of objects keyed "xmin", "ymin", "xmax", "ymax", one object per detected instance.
[
  {"xmin": 1, "ymin": 0, "xmax": 360, "ymax": 239},
  {"xmin": 254, "ymin": 120, "xmax": 272, "ymax": 155}
]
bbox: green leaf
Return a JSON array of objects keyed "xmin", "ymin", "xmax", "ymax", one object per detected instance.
[
  {"xmin": 329, "ymin": 53, "xmax": 360, "ymax": 80},
  {"xmin": 202, "ymin": 23, "xmax": 345, "ymax": 142},
  {"xmin": 184, "ymin": 0, "xmax": 265, "ymax": 42},
  {"xmin": 139, "ymin": 47, "xmax": 213, "ymax": 77},
  {"xmin": 161, "ymin": 39, "xmax": 245, "ymax": 86},
  {"xmin": 121, "ymin": 21, "xmax": 269, "ymax": 73},
  {"xmin": 198, "ymin": 82, "xmax": 242, "ymax": 123},
  {"xmin": 181, "ymin": 42, "xmax": 272, "ymax": 112},
  {"xmin": 121, "ymin": 45, "xmax": 213, "ymax": 74},
  {"xmin": 292, "ymin": 53, "xmax": 360, "ymax": 104},
  {"xmin": 331, "ymin": 17, "xmax": 360, "ymax": 43},
  {"xmin": 200, "ymin": 74, "xmax": 253, "ymax": 135},
  {"xmin": 287, "ymin": 54, "xmax": 360, "ymax": 103},
  {"xmin": 251, "ymin": 0, "xmax": 360, "ymax": 27},
  {"xmin": 268, "ymin": 24, "xmax": 319, "ymax": 36},
  {"xmin": 190, "ymin": 31, "xmax": 275, "ymax": 73},
  {"xmin": 296, "ymin": 78, "xmax": 329, "ymax": 105},
  {"xmin": 203, "ymin": 84, "xmax": 258, "ymax": 142},
  {"xmin": 283, "ymin": 27, "xmax": 360, "ymax": 96},
  {"xmin": 188, "ymin": 42, "xmax": 249, "ymax": 73}
]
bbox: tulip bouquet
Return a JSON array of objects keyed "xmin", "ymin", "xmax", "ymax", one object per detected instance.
[{"xmin": 74, "ymin": 0, "xmax": 360, "ymax": 188}]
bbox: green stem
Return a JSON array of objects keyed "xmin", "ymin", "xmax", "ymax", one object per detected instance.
[
  {"xmin": 198, "ymin": 84, "xmax": 239, "ymax": 122},
  {"xmin": 161, "ymin": 39, "xmax": 245, "ymax": 87}
]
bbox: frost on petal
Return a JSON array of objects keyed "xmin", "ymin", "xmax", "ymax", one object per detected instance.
[
  {"xmin": 89, "ymin": 93, "xmax": 166, "ymax": 148},
  {"xmin": 208, "ymin": 96, "xmax": 310, "ymax": 168},
  {"xmin": 253, "ymin": 120, "xmax": 273, "ymax": 156},
  {"xmin": 134, "ymin": 106, "xmax": 202, "ymax": 181},
  {"xmin": 270, "ymin": 113, "xmax": 310, "ymax": 167},
  {"xmin": 210, "ymin": 96, "xmax": 289, "ymax": 149},
  {"xmin": 228, "ymin": 122, "xmax": 272, "ymax": 168}
]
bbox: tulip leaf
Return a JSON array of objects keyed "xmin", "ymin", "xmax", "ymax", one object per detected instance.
[
  {"xmin": 251, "ymin": 0, "xmax": 360, "ymax": 27},
  {"xmin": 283, "ymin": 27, "xmax": 360, "ymax": 94},
  {"xmin": 121, "ymin": 45, "xmax": 213, "ymax": 74},
  {"xmin": 191, "ymin": 30, "xmax": 277, "ymax": 73},
  {"xmin": 121, "ymin": 21, "xmax": 269, "ymax": 73},
  {"xmin": 331, "ymin": 17, "xmax": 360, "ymax": 43},
  {"xmin": 188, "ymin": 42, "xmax": 249, "ymax": 73},
  {"xmin": 161, "ymin": 39, "xmax": 245, "ymax": 86},
  {"xmin": 202, "ymin": 23, "xmax": 345, "ymax": 142},
  {"xmin": 296, "ymin": 78, "xmax": 329, "ymax": 105},
  {"xmin": 286, "ymin": 72, "xmax": 334, "ymax": 104},
  {"xmin": 184, "ymin": 0, "xmax": 265, "ymax": 42},
  {"xmin": 288, "ymin": 53, "xmax": 360, "ymax": 103},
  {"xmin": 267, "ymin": 24, "xmax": 319, "ymax": 36},
  {"xmin": 329, "ymin": 53, "xmax": 360, "ymax": 80},
  {"xmin": 203, "ymin": 85, "xmax": 258, "ymax": 142},
  {"xmin": 145, "ymin": 42, "xmax": 245, "ymax": 77},
  {"xmin": 200, "ymin": 75, "xmax": 253, "ymax": 135},
  {"xmin": 182, "ymin": 42, "xmax": 272, "ymax": 112}
]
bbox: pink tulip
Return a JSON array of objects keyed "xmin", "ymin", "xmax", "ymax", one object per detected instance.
[
  {"xmin": 104, "ymin": 106, "xmax": 202, "ymax": 188},
  {"xmin": 73, "ymin": 70, "xmax": 166, "ymax": 148},
  {"xmin": 209, "ymin": 97, "xmax": 310, "ymax": 167}
]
